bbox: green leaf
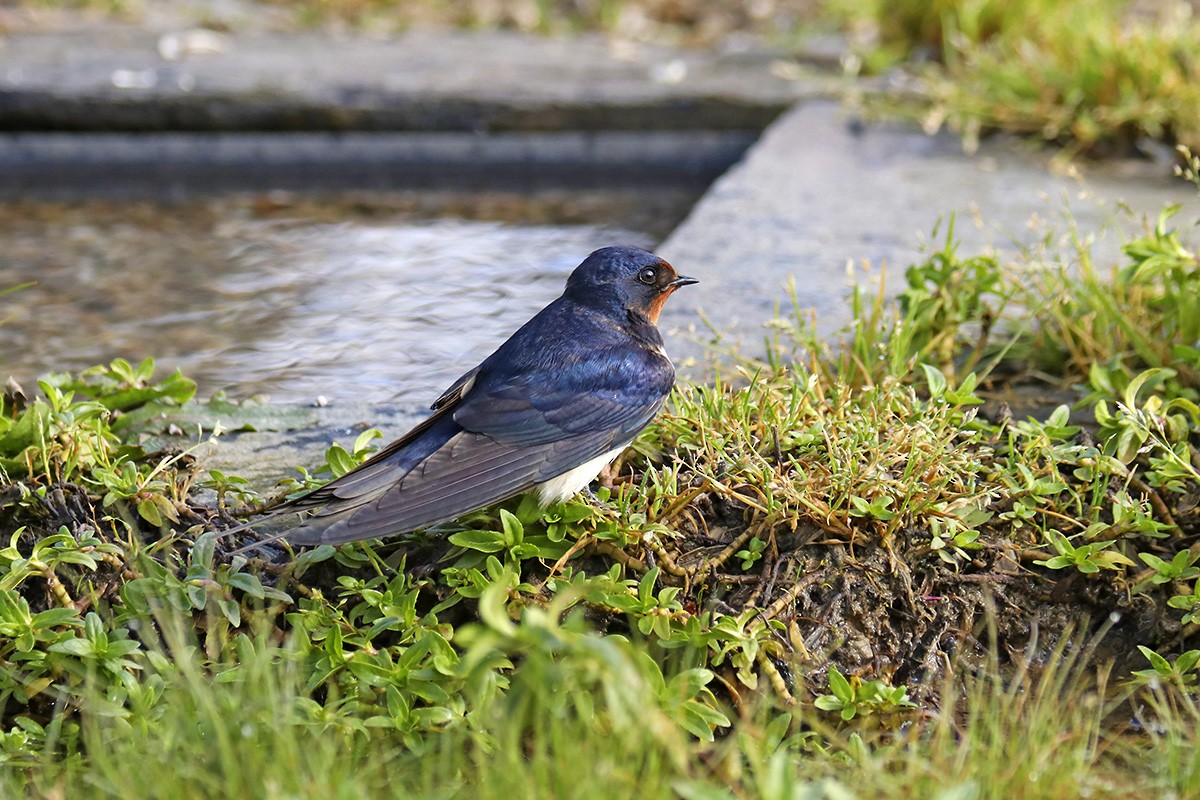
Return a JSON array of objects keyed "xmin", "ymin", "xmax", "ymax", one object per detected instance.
[
  {"xmin": 104, "ymin": 639, "xmax": 141, "ymax": 659},
  {"xmin": 526, "ymin": 536, "xmax": 572, "ymax": 560},
  {"xmin": 1138, "ymin": 645, "xmax": 1170, "ymax": 674},
  {"xmin": 0, "ymin": 403, "xmax": 49, "ymax": 460},
  {"xmin": 324, "ymin": 444, "xmax": 358, "ymax": 478},
  {"xmin": 448, "ymin": 529, "xmax": 507, "ymax": 553},
  {"xmin": 1122, "ymin": 368, "xmax": 1175, "ymax": 411},
  {"xmin": 48, "ymin": 550, "xmax": 99, "ymax": 569},
  {"xmin": 59, "ymin": 362, "xmax": 197, "ymax": 412},
  {"xmin": 813, "ymin": 695, "xmax": 842, "ymax": 712},
  {"xmin": 477, "ymin": 579, "xmax": 515, "ymax": 634},
  {"xmin": 411, "ymin": 706, "xmax": 455, "ymax": 728},
  {"xmin": 945, "ymin": 372, "xmax": 983, "ymax": 405},
  {"xmin": 191, "ymin": 532, "xmax": 218, "ymax": 570},
  {"xmin": 1138, "ymin": 552, "xmax": 1168, "ymax": 572},
  {"xmin": 217, "ymin": 597, "xmax": 241, "ymax": 627},
  {"xmin": 1176, "ymin": 650, "xmax": 1200, "ymax": 675},
  {"xmin": 499, "ymin": 509, "xmax": 524, "ymax": 547},
  {"xmin": 679, "ymin": 700, "xmax": 729, "ymax": 741},
  {"xmin": 33, "ymin": 607, "xmax": 82, "ymax": 628},
  {"xmin": 638, "ymin": 568, "xmax": 661, "ymax": 607},
  {"xmin": 352, "ymin": 428, "xmax": 383, "ymax": 455},
  {"xmin": 150, "ymin": 494, "xmax": 180, "ymax": 524},
  {"xmin": 49, "ymin": 637, "xmax": 94, "ymax": 658},
  {"xmin": 137, "ymin": 498, "xmax": 164, "ymax": 527},
  {"xmin": 294, "ymin": 545, "xmax": 336, "ymax": 570},
  {"xmin": 920, "ymin": 363, "xmax": 948, "ymax": 399},
  {"xmin": 1046, "ymin": 404, "xmax": 1071, "ymax": 429},
  {"xmin": 827, "ymin": 666, "xmax": 853, "ymax": 703},
  {"xmin": 225, "ymin": 572, "xmax": 266, "ymax": 599}
]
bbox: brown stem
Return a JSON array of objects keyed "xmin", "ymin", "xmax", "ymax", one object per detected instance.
[
  {"xmin": 757, "ymin": 650, "xmax": 796, "ymax": 705},
  {"xmin": 1128, "ymin": 472, "xmax": 1181, "ymax": 536}
]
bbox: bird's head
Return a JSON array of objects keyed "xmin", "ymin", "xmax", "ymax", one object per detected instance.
[{"xmin": 564, "ymin": 246, "xmax": 698, "ymax": 323}]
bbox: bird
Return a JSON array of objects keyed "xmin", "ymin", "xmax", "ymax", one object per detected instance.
[{"xmin": 237, "ymin": 245, "xmax": 697, "ymax": 548}]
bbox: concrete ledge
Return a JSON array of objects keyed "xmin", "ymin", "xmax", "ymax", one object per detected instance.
[
  {"xmin": 0, "ymin": 28, "xmax": 831, "ymax": 132},
  {"xmin": 0, "ymin": 130, "xmax": 758, "ymax": 198},
  {"xmin": 658, "ymin": 100, "xmax": 1198, "ymax": 363}
]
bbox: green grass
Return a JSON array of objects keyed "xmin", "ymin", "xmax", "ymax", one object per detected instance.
[
  {"xmin": 4, "ymin": 612, "xmax": 1199, "ymax": 798},
  {"xmin": 842, "ymin": 0, "xmax": 1200, "ymax": 157},
  {"xmin": 3, "ymin": 154, "xmax": 1200, "ymax": 798}
]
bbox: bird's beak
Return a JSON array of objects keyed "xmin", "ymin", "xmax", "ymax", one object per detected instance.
[{"xmin": 667, "ymin": 275, "xmax": 699, "ymax": 289}]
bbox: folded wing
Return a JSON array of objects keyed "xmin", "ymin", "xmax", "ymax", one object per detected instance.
[{"xmin": 283, "ymin": 342, "xmax": 673, "ymax": 546}]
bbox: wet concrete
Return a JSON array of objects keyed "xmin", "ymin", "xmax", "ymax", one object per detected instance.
[{"xmin": 657, "ymin": 101, "xmax": 1200, "ymax": 364}]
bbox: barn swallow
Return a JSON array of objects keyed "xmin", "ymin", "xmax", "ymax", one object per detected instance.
[{"xmin": 243, "ymin": 245, "xmax": 696, "ymax": 548}]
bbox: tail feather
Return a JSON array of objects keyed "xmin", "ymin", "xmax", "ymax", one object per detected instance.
[{"xmin": 226, "ymin": 414, "xmax": 461, "ymax": 552}]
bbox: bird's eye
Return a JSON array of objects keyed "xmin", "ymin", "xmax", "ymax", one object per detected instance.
[{"xmin": 637, "ymin": 267, "xmax": 658, "ymax": 285}]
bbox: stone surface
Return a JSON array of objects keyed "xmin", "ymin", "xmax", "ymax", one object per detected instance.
[
  {"xmin": 657, "ymin": 100, "xmax": 1199, "ymax": 364},
  {"xmin": 0, "ymin": 28, "xmax": 832, "ymax": 132},
  {"xmin": 204, "ymin": 403, "xmax": 426, "ymax": 493}
]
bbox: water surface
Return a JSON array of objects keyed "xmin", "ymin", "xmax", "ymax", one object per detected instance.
[{"xmin": 0, "ymin": 190, "xmax": 693, "ymax": 405}]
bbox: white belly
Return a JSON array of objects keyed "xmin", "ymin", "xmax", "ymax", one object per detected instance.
[{"xmin": 535, "ymin": 446, "xmax": 626, "ymax": 506}]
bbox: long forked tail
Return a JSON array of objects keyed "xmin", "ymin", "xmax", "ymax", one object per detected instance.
[{"xmin": 219, "ymin": 411, "xmax": 463, "ymax": 555}]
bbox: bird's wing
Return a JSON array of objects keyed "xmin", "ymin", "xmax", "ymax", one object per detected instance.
[
  {"xmin": 283, "ymin": 401, "xmax": 460, "ymax": 512},
  {"xmin": 430, "ymin": 366, "xmax": 479, "ymax": 411},
  {"xmin": 287, "ymin": 365, "xmax": 483, "ymax": 514},
  {"xmin": 452, "ymin": 349, "xmax": 670, "ymax": 445},
  {"xmin": 283, "ymin": 345, "xmax": 673, "ymax": 545}
]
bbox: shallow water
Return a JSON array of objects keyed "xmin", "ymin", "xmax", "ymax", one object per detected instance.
[{"xmin": 0, "ymin": 190, "xmax": 694, "ymax": 405}]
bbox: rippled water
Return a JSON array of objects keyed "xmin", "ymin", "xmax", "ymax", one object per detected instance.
[{"xmin": 0, "ymin": 191, "xmax": 693, "ymax": 405}]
